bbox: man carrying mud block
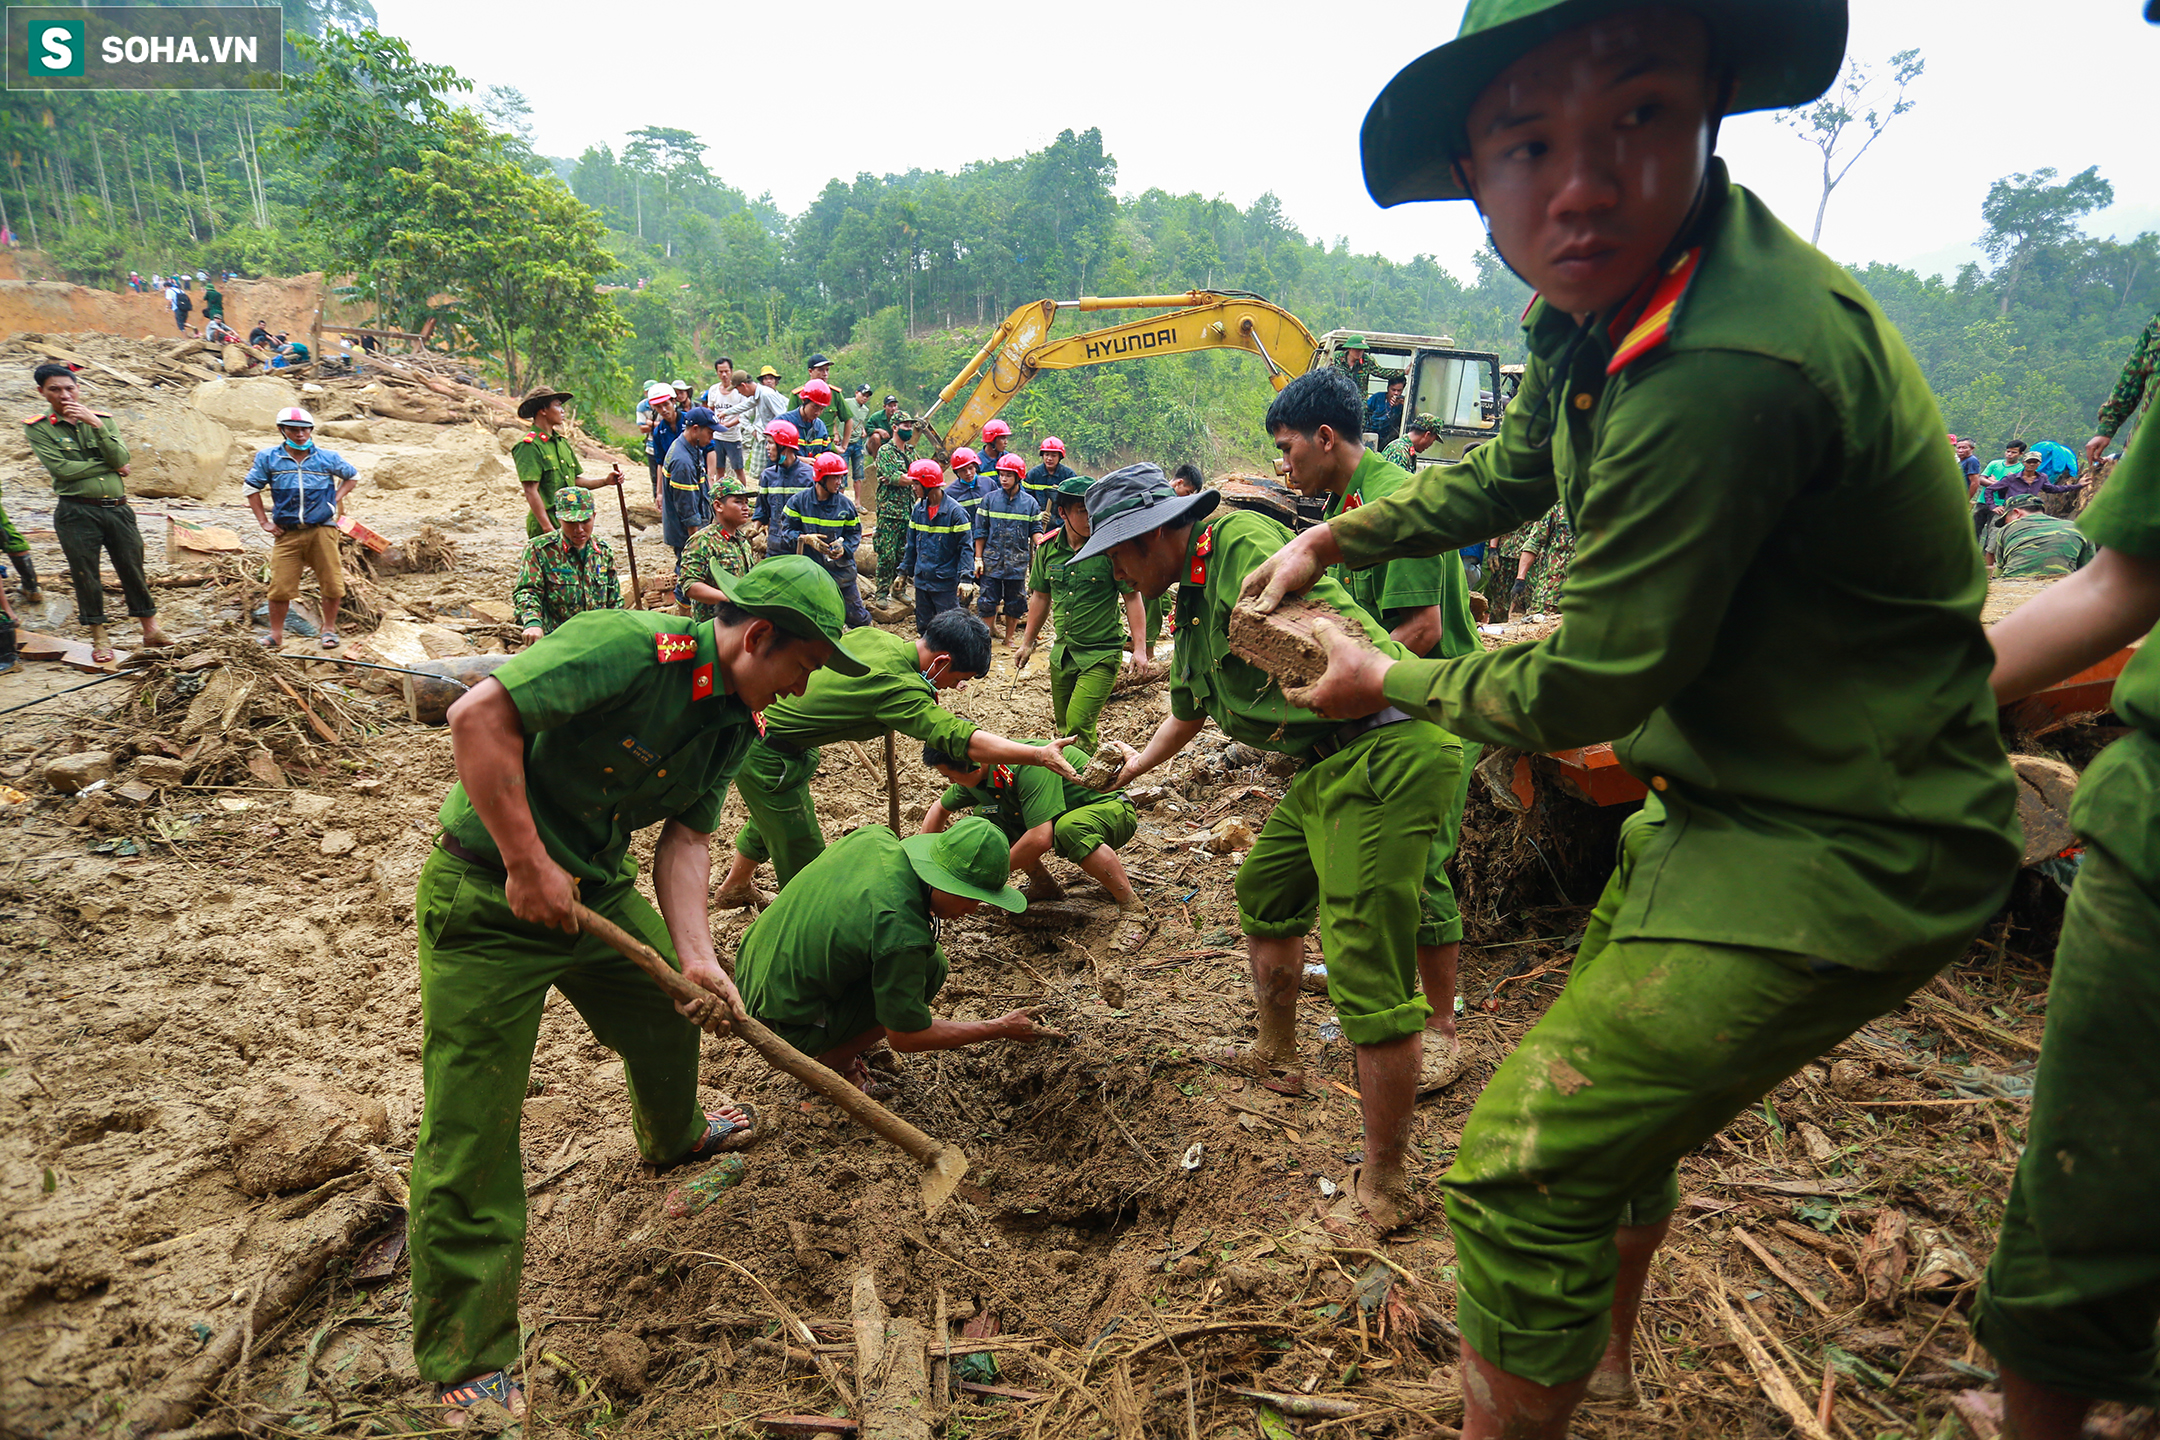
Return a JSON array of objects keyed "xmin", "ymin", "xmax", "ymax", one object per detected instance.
[
  {"xmin": 713, "ymin": 606, "xmax": 1080, "ymax": 907},
  {"xmin": 1014, "ymin": 476, "xmax": 1153, "ymax": 754},
  {"xmin": 1080, "ymin": 464, "xmax": 1462, "ymax": 1241},
  {"xmin": 1270, "ymin": 367, "xmax": 1477, "ymax": 1093},
  {"xmin": 1237, "ymin": 2, "xmax": 2021, "ymax": 1429},
  {"xmin": 410, "ymin": 555, "xmax": 869, "ymax": 1427},
  {"xmin": 920, "ymin": 738, "xmax": 1142, "ymax": 910},
  {"xmin": 734, "ymin": 818, "xmax": 1062, "ymax": 1093}
]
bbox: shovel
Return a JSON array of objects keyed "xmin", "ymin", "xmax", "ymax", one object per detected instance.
[{"xmin": 570, "ymin": 902, "xmax": 971, "ymax": 1215}]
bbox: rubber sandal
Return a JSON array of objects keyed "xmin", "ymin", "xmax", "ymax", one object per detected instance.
[
  {"xmin": 259, "ymin": 634, "xmax": 279, "ymax": 648},
  {"xmin": 438, "ymin": 1369, "xmax": 524, "ymax": 1426},
  {"xmin": 655, "ymin": 1104, "xmax": 761, "ymax": 1172},
  {"xmin": 319, "ymin": 632, "xmax": 341, "ymax": 649},
  {"xmin": 1416, "ymin": 1031, "xmax": 1467, "ymax": 1094}
]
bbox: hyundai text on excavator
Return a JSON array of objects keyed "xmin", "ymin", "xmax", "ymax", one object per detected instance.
[{"xmin": 910, "ymin": 291, "xmax": 1503, "ymax": 473}]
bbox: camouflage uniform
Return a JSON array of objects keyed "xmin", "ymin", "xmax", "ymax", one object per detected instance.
[
  {"xmin": 1994, "ymin": 512, "xmax": 2097, "ymax": 580},
  {"xmin": 1333, "ymin": 352, "xmax": 1405, "ymax": 386},
  {"xmin": 511, "ymin": 531, "xmax": 622, "ymax": 634},
  {"xmin": 675, "ymin": 524, "xmax": 755, "ymax": 621},
  {"xmin": 1519, "ymin": 502, "xmax": 1574, "ymax": 613},
  {"xmin": 1483, "ymin": 520, "xmax": 1532, "ymax": 613},
  {"xmin": 1381, "ymin": 437, "xmax": 1421, "ymax": 470},
  {"xmin": 2095, "ymin": 311, "xmax": 2159, "ymax": 445},
  {"xmin": 873, "ymin": 440, "xmax": 917, "ymax": 599}
]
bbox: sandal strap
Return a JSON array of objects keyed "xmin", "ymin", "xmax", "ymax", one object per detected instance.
[{"xmin": 439, "ymin": 1370, "xmax": 517, "ymax": 1408}]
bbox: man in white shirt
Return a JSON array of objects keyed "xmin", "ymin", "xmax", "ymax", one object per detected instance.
[
  {"xmin": 750, "ymin": 367, "xmax": 791, "ymax": 482},
  {"xmin": 707, "ymin": 370, "xmax": 759, "ymax": 488}
]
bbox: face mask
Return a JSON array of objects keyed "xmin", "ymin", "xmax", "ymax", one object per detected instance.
[{"xmin": 286, "ymin": 435, "xmax": 315, "ymax": 453}]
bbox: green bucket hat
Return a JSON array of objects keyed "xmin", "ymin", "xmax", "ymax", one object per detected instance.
[
  {"xmin": 901, "ymin": 817, "xmax": 1027, "ymax": 912},
  {"xmin": 1053, "ymin": 474, "xmax": 1094, "ymax": 506},
  {"xmin": 1360, "ymin": 0, "xmax": 1847, "ymax": 206},
  {"xmin": 713, "ymin": 554, "xmax": 870, "ymax": 675},
  {"xmin": 552, "ymin": 485, "xmax": 597, "ymax": 522}
]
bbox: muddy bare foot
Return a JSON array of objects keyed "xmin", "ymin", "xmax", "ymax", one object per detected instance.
[
  {"xmin": 1198, "ymin": 1037, "xmax": 1299, "ymax": 1079},
  {"xmin": 1585, "ymin": 1365, "xmax": 1640, "ymax": 1404},
  {"xmin": 1348, "ymin": 1163, "xmax": 1420, "ymax": 1235}
]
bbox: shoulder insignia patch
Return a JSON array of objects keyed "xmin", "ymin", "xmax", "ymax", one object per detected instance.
[
  {"xmin": 691, "ymin": 662, "xmax": 715, "ymax": 701},
  {"xmin": 1188, "ymin": 522, "xmax": 1216, "ymax": 586},
  {"xmin": 991, "ymin": 765, "xmax": 1015, "ymax": 788},
  {"xmin": 1606, "ymin": 248, "xmax": 1702, "ymax": 376},
  {"xmin": 23, "ymin": 414, "xmax": 47, "ymax": 425},
  {"xmin": 655, "ymin": 632, "xmax": 699, "ymax": 664}
]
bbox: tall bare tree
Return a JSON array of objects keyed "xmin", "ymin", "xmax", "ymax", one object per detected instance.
[{"xmin": 1780, "ymin": 49, "xmax": 1924, "ymax": 247}]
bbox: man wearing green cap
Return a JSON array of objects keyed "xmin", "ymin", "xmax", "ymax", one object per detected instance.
[
  {"xmin": 921, "ymin": 739, "xmax": 1142, "ymax": 909},
  {"xmin": 734, "ymin": 818, "xmax": 1064, "ymax": 1090},
  {"xmin": 408, "ymin": 553, "xmax": 869, "ymax": 1425},
  {"xmin": 712, "ymin": 606, "xmax": 1079, "ymax": 905},
  {"xmin": 1014, "ymin": 475, "xmax": 1152, "ymax": 753},
  {"xmin": 871, "ymin": 418, "xmax": 920, "ymax": 602},
  {"xmin": 1080, "ymin": 463, "xmax": 1462, "ymax": 1245},
  {"xmin": 511, "ymin": 486, "xmax": 622, "ymax": 643},
  {"xmin": 676, "ymin": 478, "xmax": 756, "ymax": 621},
  {"xmin": 1381, "ymin": 415, "xmax": 1440, "ymax": 472},
  {"xmin": 1332, "ymin": 335, "xmax": 1403, "ymax": 388},
  {"xmin": 1238, "ymin": 2, "xmax": 2019, "ymax": 1430}
]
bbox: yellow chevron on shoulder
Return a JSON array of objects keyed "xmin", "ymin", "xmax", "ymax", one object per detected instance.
[{"xmin": 1606, "ymin": 248, "xmax": 1702, "ymax": 375}]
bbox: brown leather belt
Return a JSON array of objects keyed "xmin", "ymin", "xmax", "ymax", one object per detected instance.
[
  {"xmin": 436, "ymin": 832, "xmax": 505, "ymax": 874},
  {"xmin": 58, "ymin": 495, "xmax": 129, "ymax": 508}
]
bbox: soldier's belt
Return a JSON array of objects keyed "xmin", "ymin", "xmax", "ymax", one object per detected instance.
[{"xmin": 1306, "ymin": 706, "xmax": 1415, "ymax": 764}]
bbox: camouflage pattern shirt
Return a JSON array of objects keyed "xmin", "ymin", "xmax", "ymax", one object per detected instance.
[
  {"xmin": 1995, "ymin": 512, "xmax": 2097, "ymax": 580},
  {"xmin": 1520, "ymin": 501, "xmax": 1575, "ymax": 612},
  {"xmin": 676, "ymin": 523, "xmax": 755, "ymax": 621},
  {"xmin": 1380, "ymin": 437, "xmax": 1422, "ymax": 471},
  {"xmin": 512, "ymin": 530, "xmax": 622, "ymax": 633},
  {"xmin": 2096, "ymin": 311, "xmax": 2160, "ymax": 441}
]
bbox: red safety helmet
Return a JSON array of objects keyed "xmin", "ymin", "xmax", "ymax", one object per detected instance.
[
  {"xmin": 796, "ymin": 378, "xmax": 834, "ymax": 405},
  {"xmin": 907, "ymin": 458, "xmax": 945, "ymax": 487},
  {"xmin": 996, "ymin": 452, "xmax": 1027, "ymax": 477},
  {"xmin": 811, "ymin": 451, "xmax": 849, "ymax": 480},
  {"xmin": 1039, "ymin": 435, "xmax": 1065, "ymax": 455},
  {"xmin": 765, "ymin": 418, "xmax": 802, "ymax": 448},
  {"xmin": 980, "ymin": 418, "xmax": 1012, "ymax": 442},
  {"xmin": 950, "ymin": 446, "xmax": 980, "ymax": 472}
]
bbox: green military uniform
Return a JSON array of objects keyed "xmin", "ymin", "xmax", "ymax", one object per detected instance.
[
  {"xmin": 1482, "ymin": 518, "xmax": 1531, "ymax": 613},
  {"xmin": 873, "ymin": 437, "xmax": 916, "ymax": 599},
  {"xmin": 1325, "ymin": 447, "xmax": 1476, "ymax": 947},
  {"xmin": 731, "ymin": 625, "xmax": 979, "ymax": 885},
  {"xmin": 1518, "ymin": 500, "xmax": 1573, "ymax": 612},
  {"xmin": 25, "ymin": 410, "xmax": 156, "ymax": 628},
  {"xmin": 735, "ymin": 825, "xmax": 952, "ymax": 1054},
  {"xmin": 1994, "ymin": 510, "xmax": 2097, "ymax": 579},
  {"xmin": 510, "ymin": 530, "xmax": 620, "ymax": 634},
  {"xmin": 1332, "ymin": 336, "xmax": 1405, "ymax": 386},
  {"xmin": 1027, "ymin": 519, "xmax": 1132, "ymax": 752},
  {"xmin": 201, "ymin": 283, "xmax": 222, "ymax": 320},
  {"xmin": 411, "ymin": 608, "xmax": 763, "ymax": 1385},
  {"xmin": 510, "ymin": 428, "xmax": 583, "ymax": 537},
  {"xmin": 1975, "ymin": 417, "xmax": 2160, "ymax": 1405},
  {"xmin": 677, "ymin": 523, "xmax": 755, "ymax": 621},
  {"xmin": 1380, "ymin": 437, "xmax": 1419, "ymax": 470},
  {"xmin": 1326, "ymin": 159, "xmax": 2021, "ymax": 1385},
  {"xmin": 937, "ymin": 741, "xmax": 1138, "ymax": 865},
  {"xmin": 0, "ymin": 486, "xmax": 38, "ymax": 609},
  {"xmin": 1170, "ymin": 505, "xmax": 1460, "ymax": 1046},
  {"xmin": 2094, "ymin": 310, "xmax": 2158, "ymax": 447}
]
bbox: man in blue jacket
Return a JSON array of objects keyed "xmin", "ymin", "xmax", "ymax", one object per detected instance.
[
  {"xmin": 244, "ymin": 405, "xmax": 360, "ymax": 649},
  {"xmin": 902, "ymin": 458, "xmax": 974, "ymax": 635},
  {"xmin": 772, "ymin": 452, "xmax": 869, "ymax": 627}
]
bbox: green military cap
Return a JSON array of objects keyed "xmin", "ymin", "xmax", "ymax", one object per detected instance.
[
  {"xmin": 1408, "ymin": 413, "xmax": 1441, "ymax": 435},
  {"xmin": 552, "ymin": 485, "xmax": 597, "ymax": 521},
  {"xmin": 1342, "ymin": 334, "xmax": 1369, "ymax": 351},
  {"xmin": 713, "ymin": 554, "xmax": 871, "ymax": 675},
  {"xmin": 901, "ymin": 816, "xmax": 1027, "ymax": 912},
  {"xmin": 713, "ymin": 476, "xmax": 750, "ymax": 497},
  {"xmin": 1361, "ymin": 0, "xmax": 1846, "ymax": 206},
  {"xmin": 1054, "ymin": 475, "xmax": 1094, "ymax": 504}
]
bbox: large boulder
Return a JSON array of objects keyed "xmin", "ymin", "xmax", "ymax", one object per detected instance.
[
  {"xmin": 117, "ymin": 406, "xmax": 235, "ymax": 500},
  {"xmin": 190, "ymin": 375, "xmax": 302, "ymax": 433},
  {"xmin": 227, "ymin": 1077, "xmax": 390, "ymax": 1195}
]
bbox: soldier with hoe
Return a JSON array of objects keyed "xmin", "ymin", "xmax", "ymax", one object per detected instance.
[
  {"xmin": 511, "ymin": 486, "xmax": 621, "ymax": 642},
  {"xmin": 513, "ymin": 386, "xmax": 624, "ymax": 538}
]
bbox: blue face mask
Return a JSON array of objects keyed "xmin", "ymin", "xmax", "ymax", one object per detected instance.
[{"xmin": 285, "ymin": 434, "xmax": 315, "ymax": 453}]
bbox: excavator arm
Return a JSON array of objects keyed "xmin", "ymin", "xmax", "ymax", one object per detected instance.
[{"xmin": 916, "ymin": 292, "xmax": 1320, "ymax": 456}]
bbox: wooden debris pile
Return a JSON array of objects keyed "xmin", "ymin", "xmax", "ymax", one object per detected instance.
[{"xmin": 123, "ymin": 636, "xmax": 386, "ymax": 788}]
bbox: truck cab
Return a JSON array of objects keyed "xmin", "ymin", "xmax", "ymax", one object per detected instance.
[{"xmin": 1314, "ymin": 329, "xmax": 1503, "ymax": 470}]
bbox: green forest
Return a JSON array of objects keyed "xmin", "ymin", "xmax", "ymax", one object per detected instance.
[{"xmin": 0, "ymin": 19, "xmax": 2151, "ymax": 471}]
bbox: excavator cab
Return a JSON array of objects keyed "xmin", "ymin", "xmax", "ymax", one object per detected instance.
[{"xmin": 1316, "ymin": 330, "xmax": 1503, "ymax": 470}]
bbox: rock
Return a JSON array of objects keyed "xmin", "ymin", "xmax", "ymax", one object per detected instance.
[
  {"xmin": 289, "ymin": 792, "xmax": 336, "ymax": 818},
  {"xmin": 1827, "ymin": 1058, "xmax": 1879, "ymax": 1100},
  {"xmin": 1207, "ymin": 816, "xmax": 1256, "ymax": 854},
  {"xmin": 246, "ymin": 750, "xmax": 288, "ymax": 789},
  {"xmin": 1225, "ymin": 593, "xmax": 1382, "ymax": 689},
  {"xmin": 190, "ymin": 375, "xmax": 302, "ymax": 431},
  {"xmin": 316, "ymin": 419, "xmax": 373, "ymax": 442},
  {"xmin": 1128, "ymin": 786, "xmax": 1167, "ymax": 810},
  {"xmin": 1796, "ymin": 1122, "xmax": 1837, "ymax": 1165},
  {"xmin": 113, "ymin": 781, "xmax": 157, "ymax": 806},
  {"xmin": 45, "ymin": 751, "xmax": 115, "ymax": 794},
  {"xmin": 1076, "ymin": 744, "xmax": 1126, "ymax": 791},
  {"xmin": 130, "ymin": 755, "xmax": 188, "ymax": 787},
  {"xmin": 2009, "ymin": 753, "xmax": 2079, "ymax": 866},
  {"xmin": 855, "ymin": 542, "xmax": 878, "ymax": 576},
  {"xmin": 595, "ymin": 1332, "xmax": 651, "ymax": 1396},
  {"xmin": 227, "ymin": 1078, "xmax": 390, "ymax": 1195},
  {"xmin": 319, "ymin": 829, "xmax": 357, "ymax": 856},
  {"xmin": 124, "ymin": 408, "xmax": 235, "ymax": 501}
]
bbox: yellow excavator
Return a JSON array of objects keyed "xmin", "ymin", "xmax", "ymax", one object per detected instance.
[{"xmin": 911, "ymin": 291, "xmax": 1502, "ymax": 469}]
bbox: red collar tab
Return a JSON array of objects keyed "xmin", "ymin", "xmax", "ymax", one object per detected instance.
[
  {"xmin": 752, "ymin": 708, "xmax": 768, "ymax": 735},
  {"xmin": 691, "ymin": 663, "xmax": 715, "ymax": 701},
  {"xmin": 655, "ymin": 632, "xmax": 698, "ymax": 664},
  {"xmin": 1518, "ymin": 293, "xmax": 1540, "ymax": 324},
  {"xmin": 991, "ymin": 764, "xmax": 1014, "ymax": 788},
  {"xmin": 1342, "ymin": 490, "xmax": 1364, "ymax": 510},
  {"xmin": 1188, "ymin": 523, "xmax": 1216, "ymax": 586},
  {"xmin": 1606, "ymin": 248, "xmax": 1702, "ymax": 376}
]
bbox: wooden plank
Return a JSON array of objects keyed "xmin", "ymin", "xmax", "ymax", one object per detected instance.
[{"xmin": 23, "ymin": 341, "xmax": 151, "ymax": 388}]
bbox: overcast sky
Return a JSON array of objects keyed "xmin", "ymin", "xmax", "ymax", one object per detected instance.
[{"xmin": 372, "ymin": 0, "xmax": 2155, "ymax": 284}]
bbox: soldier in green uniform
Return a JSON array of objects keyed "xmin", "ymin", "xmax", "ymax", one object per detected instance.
[
  {"xmin": 734, "ymin": 820, "xmax": 1061, "ymax": 1091},
  {"xmin": 2084, "ymin": 309, "xmax": 2158, "ymax": 467},
  {"xmin": 0, "ymin": 490, "xmax": 44, "ymax": 606},
  {"xmin": 512, "ymin": 385, "xmax": 624, "ymax": 538},
  {"xmin": 872, "ymin": 418, "xmax": 920, "ymax": 601},
  {"xmin": 1512, "ymin": 500, "xmax": 1574, "ymax": 613},
  {"xmin": 410, "ymin": 556, "xmax": 869, "ymax": 1424},
  {"xmin": 25, "ymin": 363, "xmax": 171, "ymax": 663},
  {"xmin": 1271, "ymin": 368, "xmax": 1477, "ymax": 1092},
  {"xmin": 1082, "ymin": 465, "xmax": 1462, "ymax": 1237},
  {"xmin": 1381, "ymin": 414, "xmax": 1440, "ymax": 471},
  {"xmin": 1974, "ymin": 410, "xmax": 2160, "ymax": 1440},
  {"xmin": 1482, "ymin": 518, "xmax": 1531, "ymax": 619},
  {"xmin": 511, "ymin": 487, "xmax": 621, "ymax": 642},
  {"xmin": 1331, "ymin": 334, "xmax": 1404, "ymax": 387},
  {"xmin": 922, "ymin": 738, "xmax": 1142, "ymax": 908},
  {"xmin": 1992, "ymin": 499, "xmax": 2097, "ymax": 580},
  {"xmin": 677, "ymin": 479, "xmax": 756, "ymax": 620},
  {"xmin": 1238, "ymin": 2, "xmax": 2020, "ymax": 1429},
  {"xmin": 711, "ymin": 608, "xmax": 1079, "ymax": 906},
  {"xmin": 1014, "ymin": 476, "xmax": 1154, "ymax": 752}
]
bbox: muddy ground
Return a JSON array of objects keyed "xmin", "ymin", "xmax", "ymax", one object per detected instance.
[{"xmin": 0, "ymin": 432, "xmax": 2114, "ymax": 1440}]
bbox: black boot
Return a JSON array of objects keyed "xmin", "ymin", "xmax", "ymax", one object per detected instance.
[
  {"xmin": 8, "ymin": 549, "xmax": 38, "ymax": 604},
  {"xmin": 0, "ymin": 619, "xmax": 16, "ymax": 674}
]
